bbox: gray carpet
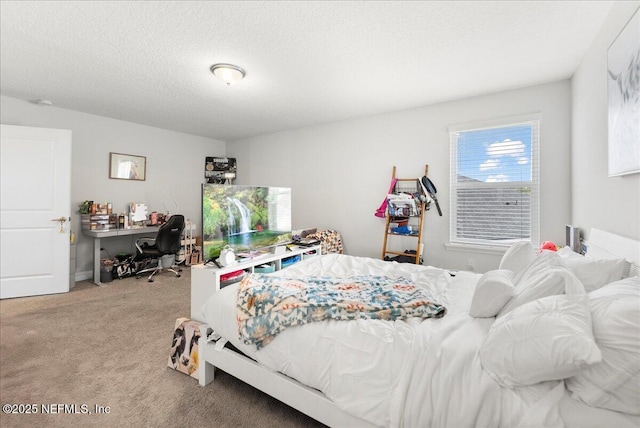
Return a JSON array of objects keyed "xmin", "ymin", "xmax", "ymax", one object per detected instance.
[{"xmin": 0, "ymin": 269, "xmax": 325, "ymax": 427}]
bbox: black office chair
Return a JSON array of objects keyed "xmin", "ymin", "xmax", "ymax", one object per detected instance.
[{"xmin": 135, "ymin": 214, "xmax": 185, "ymax": 282}]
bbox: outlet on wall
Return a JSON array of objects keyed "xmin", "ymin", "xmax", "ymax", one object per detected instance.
[{"xmin": 467, "ymin": 259, "xmax": 475, "ymax": 271}]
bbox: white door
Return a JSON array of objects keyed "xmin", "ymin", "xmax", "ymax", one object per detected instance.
[{"xmin": 1, "ymin": 124, "xmax": 72, "ymax": 299}]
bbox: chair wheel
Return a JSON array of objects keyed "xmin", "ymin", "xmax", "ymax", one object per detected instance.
[
  {"xmin": 148, "ymin": 278, "xmax": 154, "ymax": 282},
  {"xmin": 177, "ymin": 274, "xmax": 181, "ymax": 278}
]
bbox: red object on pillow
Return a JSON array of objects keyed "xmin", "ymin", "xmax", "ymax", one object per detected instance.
[{"xmin": 540, "ymin": 241, "xmax": 557, "ymax": 252}]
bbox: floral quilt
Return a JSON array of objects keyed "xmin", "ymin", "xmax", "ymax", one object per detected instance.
[{"xmin": 237, "ymin": 273, "xmax": 447, "ymax": 348}]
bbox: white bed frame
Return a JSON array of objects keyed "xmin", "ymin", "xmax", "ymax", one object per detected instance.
[
  {"xmin": 198, "ymin": 337, "xmax": 374, "ymax": 427},
  {"xmin": 195, "ymin": 228, "xmax": 639, "ymax": 427},
  {"xmin": 586, "ymin": 228, "xmax": 640, "ymax": 277}
]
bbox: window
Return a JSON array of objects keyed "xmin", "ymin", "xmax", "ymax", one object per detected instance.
[{"xmin": 449, "ymin": 115, "xmax": 540, "ymax": 250}]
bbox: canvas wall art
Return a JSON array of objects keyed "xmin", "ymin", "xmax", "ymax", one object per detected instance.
[{"xmin": 607, "ymin": 8, "xmax": 640, "ymax": 177}]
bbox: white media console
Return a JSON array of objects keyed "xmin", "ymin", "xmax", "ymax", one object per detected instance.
[{"xmin": 190, "ymin": 244, "xmax": 322, "ymax": 322}]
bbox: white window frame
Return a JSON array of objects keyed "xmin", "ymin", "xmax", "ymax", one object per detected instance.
[{"xmin": 448, "ymin": 114, "xmax": 540, "ymax": 253}]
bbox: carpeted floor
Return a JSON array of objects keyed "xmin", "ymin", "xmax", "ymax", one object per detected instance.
[{"xmin": 0, "ymin": 269, "xmax": 325, "ymax": 428}]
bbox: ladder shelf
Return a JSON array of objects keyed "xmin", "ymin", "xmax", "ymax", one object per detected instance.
[{"xmin": 381, "ymin": 165, "xmax": 429, "ymax": 264}]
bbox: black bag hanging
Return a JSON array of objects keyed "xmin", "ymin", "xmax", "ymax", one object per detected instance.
[{"xmin": 420, "ymin": 176, "xmax": 442, "ymax": 216}]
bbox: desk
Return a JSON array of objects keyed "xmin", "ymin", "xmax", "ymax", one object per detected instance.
[{"xmin": 83, "ymin": 226, "xmax": 159, "ymax": 285}]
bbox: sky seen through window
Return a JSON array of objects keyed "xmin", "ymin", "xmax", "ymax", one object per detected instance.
[{"xmin": 457, "ymin": 125, "xmax": 532, "ymax": 183}]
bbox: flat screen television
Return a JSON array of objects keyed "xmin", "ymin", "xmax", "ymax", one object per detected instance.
[{"xmin": 202, "ymin": 184, "xmax": 292, "ymax": 261}]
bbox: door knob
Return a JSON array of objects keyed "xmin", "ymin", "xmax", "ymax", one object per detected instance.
[{"xmin": 51, "ymin": 216, "xmax": 70, "ymax": 233}]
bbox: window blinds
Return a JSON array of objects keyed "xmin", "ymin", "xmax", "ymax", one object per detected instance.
[{"xmin": 449, "ymin": 118, "xmax": 540, "ymax": 248}]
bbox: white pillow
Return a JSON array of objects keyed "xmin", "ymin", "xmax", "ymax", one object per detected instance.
[
  {"xmin": 480, "ymin": 294, "xmax": 602, "ymax": 388},
  {"xmin": 557, "ymin": 247, "xmax": 626, "ymax": 292},
  {"xmin": 499, "ymin": 242, "xmax": 536, "ymax": 277},
  {"xmin": 566, "ymin": 276, "xmax": 640, "ymax": 414},
  {"xmin": 589, "ymin": 275, "xmax": 640, "ymax": 299},
  {"xmin": 469, "ymin": 270, "xmax": 515, "ymax": 318},
  {"xmin": 497, "ymin": 251, "xmax": 585, "ymax": 317}
]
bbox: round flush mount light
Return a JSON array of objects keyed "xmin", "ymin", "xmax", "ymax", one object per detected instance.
[
  {"xmin": 210, "ymin": 63, "xmax": 246, "ymax": 86},
  {"xmin": 34, "ymin": 99, "xmax": 54, "ymax": 106}
]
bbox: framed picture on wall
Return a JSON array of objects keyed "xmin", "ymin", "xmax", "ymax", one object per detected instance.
[
  {"xmin": 205, "ymin": 156, "xmax": 236, "ymax": 183},
  {"xmin": 607, "ymin": 8, "xmax": 639, "ymax": 177},
  {"xmin": 109, "ymin": 152, "xmax": 146, "ymax": 181}
]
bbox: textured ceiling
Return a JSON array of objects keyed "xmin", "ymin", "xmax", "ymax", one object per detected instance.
[{"xmin": 0, "ymin": 1, "xmax": 613, "ymax": 141}]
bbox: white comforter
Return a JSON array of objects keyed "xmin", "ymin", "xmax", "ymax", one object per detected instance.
[{"xmin": 201, "ymin": 254, "xmax": 639, "ymax": 428}]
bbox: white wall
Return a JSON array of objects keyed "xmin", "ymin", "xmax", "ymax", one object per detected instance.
[
  {"xmin": 572, "ymin": 1, "xmax": 640, "ymax": 242},
  {"xmin": 0, "ymin": 95, "xmax": 225, "ymax": 277},
  {"xmin": 2, "ymin": 1, "xmax": 634, "ymax": 280},
  {"xmin": 228, "ymin": 80, "xmax": 572, "ymax": 273}
]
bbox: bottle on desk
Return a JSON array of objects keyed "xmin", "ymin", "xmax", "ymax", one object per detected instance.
[{"xmin": 118, "ymin": 213, "xmax": 125, "ymax": 229}]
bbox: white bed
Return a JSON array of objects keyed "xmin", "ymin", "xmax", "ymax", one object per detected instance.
[{"xmin": 195, "ymin": 228, "xmax": 640, "ymax": 427}]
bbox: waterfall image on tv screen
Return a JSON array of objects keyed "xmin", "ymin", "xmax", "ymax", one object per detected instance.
[{"xmin": 202, "ymin": 184, "xmax": 292, "ymax": 260}]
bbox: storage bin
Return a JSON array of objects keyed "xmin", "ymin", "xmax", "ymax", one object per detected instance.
[
  {"xmin": 168, "ymin": 317, "xmax": 204, "ymax": 380},
  {"xmin": 100, "ymin": 265, "xmax": 113, "ymax": 283},
  {"xmin": 281, "ymin": 255, "xmax": 301, "ymax": 268},
  {"xmin": 254, "ymin": 263, "xmax": 275, "ymax": 273}
]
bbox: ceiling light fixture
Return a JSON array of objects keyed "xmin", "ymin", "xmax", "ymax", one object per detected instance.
[
  {"xmin": 210, "ymin": 63, "xmax": 246, "ymax": 86},
  {"xmin": 35, "ymin": 99, "xmax": 54, "ymax": 106}
]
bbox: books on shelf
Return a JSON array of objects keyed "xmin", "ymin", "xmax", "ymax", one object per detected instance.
[
  {"xmin": 297, "ymin": 238, "xmax": 320, "ymax": 246},
  {"xmin": 236, "ymin": 249, "xmax": 271, "ymax": 261}
]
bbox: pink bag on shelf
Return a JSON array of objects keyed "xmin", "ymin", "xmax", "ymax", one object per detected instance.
[{"xmin": 375, "ymin": 178, "xmax": 398, "ymax": 218}]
